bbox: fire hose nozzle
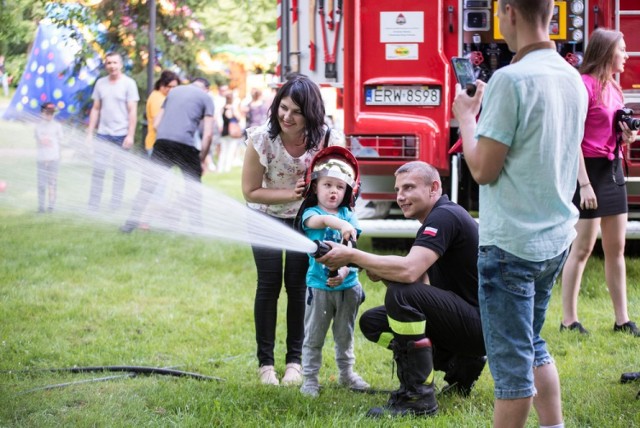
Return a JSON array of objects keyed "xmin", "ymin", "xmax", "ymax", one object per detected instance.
[
  {"xmin": 312, "ymin": 240, "xmax": 331, "ymax": 258},
  {"xmin": 311, "ymin": 239, "xmax": 361, "ymax": 278},
  {"xmin": 312, "ymin": 240, "xmax": 338, "ymax": 277}
]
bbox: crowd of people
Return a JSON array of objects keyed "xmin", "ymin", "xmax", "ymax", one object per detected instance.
[{"xmin": 26, "ymin": 1, "xmax": 639, "ymax": 425}]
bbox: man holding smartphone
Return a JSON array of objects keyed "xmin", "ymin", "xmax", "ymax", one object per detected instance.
[
  {"xmin": 451, "ymin": 57, "xmax": 477, "ymax": 96},
  {"xmin": 452, "ymin": 1, "xmax": 588, "ymax": 427}
]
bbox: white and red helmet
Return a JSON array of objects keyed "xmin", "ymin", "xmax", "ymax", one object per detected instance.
[
  {"xmin": 294, "ymin": 146, "xmax": 360, "ymax": 232},
  {"xmin": 302, "ymin": 145, "xmax": 360, "ymax": 208}
]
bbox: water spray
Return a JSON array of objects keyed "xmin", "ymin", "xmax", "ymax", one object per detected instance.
[{"xmin": 0, "ymin": 113, "xmax": 320, "ymax": 254}]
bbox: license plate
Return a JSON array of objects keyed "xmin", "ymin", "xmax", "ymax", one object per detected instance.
[{"xmin": 365, "ymin": 85, "xmax": 441, "ymax": 106}]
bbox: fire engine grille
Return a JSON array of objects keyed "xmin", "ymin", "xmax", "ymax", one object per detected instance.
[{"xmin": 348, "ymin": 135, "xmax": 419, "ymax": 159}]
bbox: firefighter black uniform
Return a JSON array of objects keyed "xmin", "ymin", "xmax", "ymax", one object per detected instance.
[{"xmin": 361, "ymin": 195, "xmax": 486, "ymax": 416}]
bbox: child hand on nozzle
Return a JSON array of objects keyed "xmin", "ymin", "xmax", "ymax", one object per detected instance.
[{"xmin": 340, "ymin": 222, "xmax": 357, "ymax": 243}]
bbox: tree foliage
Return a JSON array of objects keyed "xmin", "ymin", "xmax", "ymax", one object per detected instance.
[
  {"xmin": 0, "ymin": 0, "xmax": 46, "ymax": 77},
  {"xmin": 201, "ymin": 0, "xmax": 276, "ymax": 49},
  {"xmin": 46, "ymin": 0, "xmax": 209, "ymax": 80},
  {"xmin": 0, "ymin": 0, "xmax": 45, "ymax": 52},
  {"xmin": 0, "ymin": 0, "xmax": 278, "ymax": 93}
]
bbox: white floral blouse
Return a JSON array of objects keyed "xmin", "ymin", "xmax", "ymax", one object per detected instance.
[{"xmin": 246, "ymin": 124, "xmax": 345, "ymax": 218}]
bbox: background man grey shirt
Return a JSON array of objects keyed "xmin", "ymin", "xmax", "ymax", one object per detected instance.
[{"xmin": 155, "ymin": 82, "xmax": 214, "ymax": 148}]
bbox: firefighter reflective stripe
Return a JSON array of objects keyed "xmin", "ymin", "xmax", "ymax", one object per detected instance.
[
  {"xmin": 376, "ymin": 332, "xmax": 393, "ymax": 349},
  {"xmin": 425, "ymin": 369, "xmax": 434, "ymax": 385},
  {"xmin": 388, "ymin": 315, "xmax": 425, "ymax": 336}
]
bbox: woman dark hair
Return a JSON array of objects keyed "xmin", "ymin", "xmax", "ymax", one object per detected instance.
[
  {"xmin": 242, "ymin": 74, "xmax": 345, "ymax": 386},
  {"xmin": 267, "ymin": 75, "xmax": 326, "ymax": 151},
  {"xmin": 153, "ymin": 70, "xmax": 180, "ymax": 91}
]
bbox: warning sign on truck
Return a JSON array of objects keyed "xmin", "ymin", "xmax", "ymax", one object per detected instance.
[{"xmin": 380, "ymin": 12, "xmax": 424, "ymax": 43}]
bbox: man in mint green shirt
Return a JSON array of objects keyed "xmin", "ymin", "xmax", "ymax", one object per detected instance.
[{"xmin": 453, "ymin": 1, "xmax": 588, "ymax": 427}]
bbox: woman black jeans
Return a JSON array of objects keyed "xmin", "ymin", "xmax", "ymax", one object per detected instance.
[{"xmin": 251, "ymin": 217, "xmax": 308, "ymax": 367}]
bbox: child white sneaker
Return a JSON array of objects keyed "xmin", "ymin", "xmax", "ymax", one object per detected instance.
[
  {"xmin": 339, "ymin": 372, "xmax": 370, "ymax": 391},
  {"xmin": 281, "ymin": 363, "xmax": 303, "ymax": 385},
  {"xmin": 258, "ymin": 365, "xmax": 279, "ymax": 386}
]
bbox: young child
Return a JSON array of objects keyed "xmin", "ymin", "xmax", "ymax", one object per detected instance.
[
  {"xmin": 34, "ymin": 102, "xmax": 62, "ymax": 213},
  {"xmin": 298, "ymin": 146, "xmax": 369, "ymax": 397}
]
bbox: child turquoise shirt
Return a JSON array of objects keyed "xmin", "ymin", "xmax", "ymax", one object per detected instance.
[{"xmin": 302, "ymin": 205, "xmax": 361, "ymax": 291}]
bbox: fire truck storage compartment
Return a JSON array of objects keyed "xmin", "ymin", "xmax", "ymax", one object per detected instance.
[
  {"xmin": 278, "ymin": 1, "xmax": 640, "ymax": 237},
  {"xmin": 343, "ymin": 0, "xmax": 455, "ymax": 207}
]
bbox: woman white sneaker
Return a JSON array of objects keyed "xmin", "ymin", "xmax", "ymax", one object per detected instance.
[
  {"xmin": 281, "ymin": 363, "xmax": 303, "ymax": 385},
  {"xmin": 259, "ymin": 365, "xmax": 279, "ymax": 386}
]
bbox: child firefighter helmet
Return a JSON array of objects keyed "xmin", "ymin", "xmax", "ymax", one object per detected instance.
[
  {"xmin": 303, "ymin": 145, "xmax": 360, "ymax": 208},
  {"xmin": 294, "ymin": 146, "xmax": 360, "ymax": 232}
]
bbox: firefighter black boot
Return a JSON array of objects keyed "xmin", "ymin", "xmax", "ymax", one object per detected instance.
[
  {"xmin": 367, "ymin": 338, "xmax": 438, "ymax": 418},
  {"xmin": 441, "ymin": 355, "xmax": 487, "ymax": 397}
]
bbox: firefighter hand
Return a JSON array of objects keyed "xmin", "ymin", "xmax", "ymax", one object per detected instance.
[
  {"xmin": 316, "ymin": 241, "xmax": 353, "ymax": 270},
  {"xmin": 579, "ymin": 184, "xmax": 598, "ymax": 210},
  {"xmin": 452, "ymin": 80, "xmax": 486, "ymax": 120}
]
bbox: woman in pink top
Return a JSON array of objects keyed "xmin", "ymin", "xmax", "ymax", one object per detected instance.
[{"xmin": 561, "ymin": 29, "xmax": 639, "ymax": 336}]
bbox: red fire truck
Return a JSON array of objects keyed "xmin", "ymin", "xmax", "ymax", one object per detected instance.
[{"xmin": 277, "ymin": 0, "xmax": 640, "ymax": 238}]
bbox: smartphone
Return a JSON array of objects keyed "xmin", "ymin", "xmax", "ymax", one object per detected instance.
[{"xmin": 451, "ymin": 57, "xmax": 477, "ymax": 96}]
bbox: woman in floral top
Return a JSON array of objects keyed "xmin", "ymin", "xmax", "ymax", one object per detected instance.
[{"xmin": 242, "ymin": 75, "xmax": 345, "ymax": 386}]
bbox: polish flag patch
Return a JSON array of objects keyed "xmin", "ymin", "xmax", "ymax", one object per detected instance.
[{"xmin": 423, "ymin": 227, "xmax": 438, "ymax": 237}]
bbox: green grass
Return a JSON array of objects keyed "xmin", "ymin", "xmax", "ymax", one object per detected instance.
[{"xmin": 1, "ymin": 120, "xmax": 640, "ymax": 427}]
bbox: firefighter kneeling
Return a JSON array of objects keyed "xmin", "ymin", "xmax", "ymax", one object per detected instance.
[{"xmin": 317, "ymin": 161, "xmax": 486, "ymax": 417}]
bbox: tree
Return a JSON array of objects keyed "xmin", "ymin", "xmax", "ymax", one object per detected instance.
[
  {"xmin": 0, "ymin": 0, "xmax": 44, "ymax": 53},
  {"xmin": 0, "ymin": 0, "xmax": 46, "ymax": 80},
  {"xmin": 200, "ymin": 0, "xmax": 276, "ymax": 49},
  {"xmin": 47, "ymin": 0, "xmax": 209, "ymax": 83}
]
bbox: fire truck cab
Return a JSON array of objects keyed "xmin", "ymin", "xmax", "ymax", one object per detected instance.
[{"xmin": 278, "ymin": 0, "xmax": 640, "ymax": 236}]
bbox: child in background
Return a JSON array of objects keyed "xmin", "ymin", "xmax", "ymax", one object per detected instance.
[
  {"xmin": 298, "ymin": 146, "xmax": 369, "ymax": 397},
  {"xmin": 34, "ymin": 102, "xmax": 62, "ymax": 213}
]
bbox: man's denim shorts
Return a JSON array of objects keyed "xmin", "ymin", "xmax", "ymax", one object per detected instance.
[{"xmin": 478, "ymin": 245, "xmax": 568, "ymax": 400}]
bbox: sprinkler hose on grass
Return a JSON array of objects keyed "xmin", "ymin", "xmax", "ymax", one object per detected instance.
[
  {"xmin": 14, "ymin": 366, "xmax": 223, "ymax": 394},
  {"xmin": 50, "ymin": 365, "xmax": 223, "ymax": 381}
]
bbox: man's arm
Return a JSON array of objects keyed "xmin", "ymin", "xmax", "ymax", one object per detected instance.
[
  {"xmin": 123, "ymin": 100, "xmax": 138, "ymax": 149},
  {"xmin": 199, "ymin": 115, "xmax": 214, "ymax": 162},
  {"xmin": 462, "ymin": 134, "xmax": 509, "ymax": 185},
  {"xmin": 318, "ymin": 243, "xmax": 438, "ymax": 285},
  {"xmin": 86, "ymin": 99, "xmax": 101, "ymax": 137},
  {"xmin": 452, "ymin": 80, "xmax": 508, "ymax": 184}
]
